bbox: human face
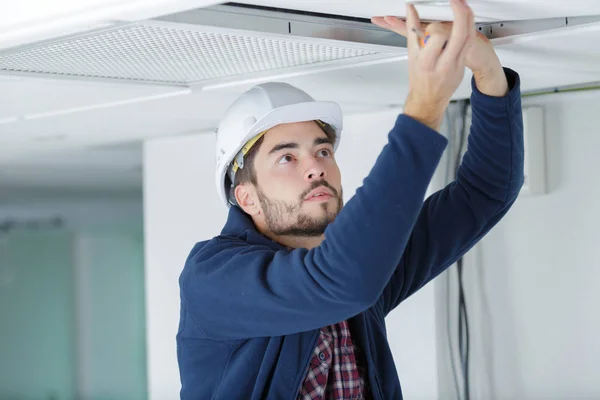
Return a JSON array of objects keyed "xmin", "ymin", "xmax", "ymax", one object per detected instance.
[{"xmin": 252, "ymin": 121, "xmax": 343, "ymax": 237}]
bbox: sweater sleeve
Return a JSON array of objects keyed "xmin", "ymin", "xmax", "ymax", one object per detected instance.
[
  {"xmin": 378, "ymin": 68, "xmax": 525, "ymax": 315},
  {"xmin": 181, "ymin": 115, "xmax": 448, "ymax": 340}
]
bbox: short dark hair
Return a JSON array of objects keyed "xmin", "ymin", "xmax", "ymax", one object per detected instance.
[
  {"xmin": 228, "ymin": 121, "xmax": 336, "ymax": 205},
  {"xmin": 233, "ymin": 135, "xmax": 263, "ymax": 187}
]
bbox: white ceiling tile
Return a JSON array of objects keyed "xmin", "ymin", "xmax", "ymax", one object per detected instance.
[
  {"xmin": 0, "ymin": 77, "xmax": 184, "ymax": 119},
  {"xmin": 233, "ymin": 0, "xmax": 600, "ymax": 21}
]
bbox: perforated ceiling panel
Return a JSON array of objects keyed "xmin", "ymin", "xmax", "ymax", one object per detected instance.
[{"xmin": 0, "ymin": 21, "xmax": 382, "ymax": 85}]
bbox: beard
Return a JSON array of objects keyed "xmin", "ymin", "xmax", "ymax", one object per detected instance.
[{"xmin": 257, "ymin": 179, "xmax": 343, "ymax": 237}]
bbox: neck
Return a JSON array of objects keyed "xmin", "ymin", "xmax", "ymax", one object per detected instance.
[
  {"xmin": 273, "ymin": 234, "xmax": 324, "ymax": 250},
  {"xmin": 254, "ymin": 220, "xmax": 325, "ymax": 249}
]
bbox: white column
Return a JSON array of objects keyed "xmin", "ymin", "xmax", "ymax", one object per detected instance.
[
  {"xmin": 336, "ymin": 108, "xmax": 440, "ymax": 400},
  {"xmin": 143, "ymin": 133, "xmax": 227, "ymax": 399},
  {"xmin": 143, "ymin": 109, "xmax": 440, "ymax": 399}
]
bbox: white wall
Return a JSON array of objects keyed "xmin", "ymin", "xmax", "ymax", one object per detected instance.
[
  {"xmin": 143, "ymin": 108, "xmax": 441, "ymax": 399},
  {"xmin": 436, "ymin": 90, "xmax": 600, "ymax": 400}
]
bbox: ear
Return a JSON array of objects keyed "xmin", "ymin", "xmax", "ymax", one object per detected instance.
[{"xmin": 234, "ymin": 183, "xmax": 260, "ymax": 215}]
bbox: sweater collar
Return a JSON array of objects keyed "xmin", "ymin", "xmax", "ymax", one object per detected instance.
[{"xmin": 220, "ymin": 206, "xmax": 285, "ymax": 250}]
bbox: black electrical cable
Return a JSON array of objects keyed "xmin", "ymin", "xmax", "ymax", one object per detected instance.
[
  {"xmin": 455, "ymin": 101, "xmax": 471, "ymax": 400},
  {"xmin": 457, "ymin": 258, "xmax": 471, "ymax": 400},
  {"xmin": 444, "ymin": 109, "xmax": 453, "ymax": 186},
  {"xmin": 444, "ymin": 108, "xmax": 461, "ymax": 400},
  {"xmin": 458, "ymin": 259, "xmax": 464, "ymax": 371}
]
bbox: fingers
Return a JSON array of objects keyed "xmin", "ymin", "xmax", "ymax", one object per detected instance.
[
  {"xmin": 405, "ymin": 3, "xmax": 422, "ymax": 56},
  {"xmin": 372, "ymin": 2, "xmax": 471, "ymax": 72},
  {"xmin": 372, "ymin": 16, "xmax": 432, "ymax": 40},
  {"xmin": 381, "ymin": 16, "xmax": 408, "ymax": 37},
  {"xmin": 370, "ymin": 17, "xmax": 391, "ymax": 30},
  {"xmin": 440, "ymin": 0, "xmax": 475, "ymax": 65},
  {"xmin": 418, "ymin": 23, "xmax": 450, "ymax": 70},
  {"xmin": 427, "ymin": 22, "xmax": 452, "ymax": 39}
]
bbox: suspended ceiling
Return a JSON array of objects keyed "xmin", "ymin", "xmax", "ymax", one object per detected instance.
[{"xmin": 1, "ymin": 0, "xmax": 600, "ymax": 192}]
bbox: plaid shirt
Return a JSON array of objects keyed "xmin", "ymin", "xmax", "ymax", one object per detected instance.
[{"xmin": 298, "ymin": 320, "xmax": 371, "ymax": 399}]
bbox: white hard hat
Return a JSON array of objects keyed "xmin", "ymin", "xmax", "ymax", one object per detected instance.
[{"xmin": 215, "ymin": 82, "xmax": 343, "ymax": 206}]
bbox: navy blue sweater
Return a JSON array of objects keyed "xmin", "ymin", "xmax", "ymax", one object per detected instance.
[{"xmin": 177, "ymin": 68, "xmax": 524, "ymax": 399}]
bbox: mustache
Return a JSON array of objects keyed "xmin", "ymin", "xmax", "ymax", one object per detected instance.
[{"xmin": 300, "ymin": 179, "xmax": 338, "ymax": 201}]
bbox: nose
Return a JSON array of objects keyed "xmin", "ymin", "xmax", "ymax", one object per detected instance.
[{"xmin": 304, "ymin": 158, "xmax": 326, "ymax": 182}]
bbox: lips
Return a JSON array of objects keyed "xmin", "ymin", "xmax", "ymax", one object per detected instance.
[{"xmin": 304, "ymin": 186, "xmax": 333, "ymax": 201}]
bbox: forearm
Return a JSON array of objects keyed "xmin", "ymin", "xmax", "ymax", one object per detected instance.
[
  {"xmin": 187, "ymin": 116, "xmax": 449, "ymax": 339},
  {"xmin": 472, "ymin": 58, "xmax": 509, "ymax": 97},
  {"xmin": 463, "ymin": 67, "xmax": 524, "ymax": 201},
  {"xmin": 378, "ymin": 68, "xmax": 524, "ymax": 315},
  {"xmin": 403, "ymin": 65, "xmax": 510, "ymax": 131}
]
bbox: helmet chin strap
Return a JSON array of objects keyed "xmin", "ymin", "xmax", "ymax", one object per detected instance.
[{"xmin": 228, "ymin": 128, "xmax": 269, "ymax": 185}]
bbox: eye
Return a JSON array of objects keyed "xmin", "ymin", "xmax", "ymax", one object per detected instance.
[
  {"xmin": 278, "ymin": 154, "xmax": 294, "ymax": 164},
  {"xmin": 317, "ymin": 148, "xmax": 331, "ymax": 158}
]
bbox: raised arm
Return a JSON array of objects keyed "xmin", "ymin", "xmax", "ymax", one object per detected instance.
[
  {"xmin": 183, "ymin": 115, "xmax": 446, "ymax": 340},
  {"xmin": 181, "ymin": 0, "xmax": 477, "ymax": 340},
  {"xmin": 379, "ymin": 67, "xmax": 524, "ymax": 315}
]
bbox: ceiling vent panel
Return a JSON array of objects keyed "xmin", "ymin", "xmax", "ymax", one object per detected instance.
[
  {"xmin": 1, "ymin": 3, "xmax": 600, "ymax": 88},
  {"xmin": 0, "ymin": 16, "xmax": 398, "ymax": 86}
]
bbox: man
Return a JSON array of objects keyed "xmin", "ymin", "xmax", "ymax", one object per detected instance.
[{"xmin": 177, "ymin": 0, "xmax": 524, "ymax": 398}]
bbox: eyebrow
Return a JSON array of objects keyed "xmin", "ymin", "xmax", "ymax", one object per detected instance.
[
  {"xmin": 268, "ymin": 142, "xmax": 298, "ymax": 156},
  {"xmin": 268, "ymin": 137, "xmax": 332, "ymax": 156}
]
